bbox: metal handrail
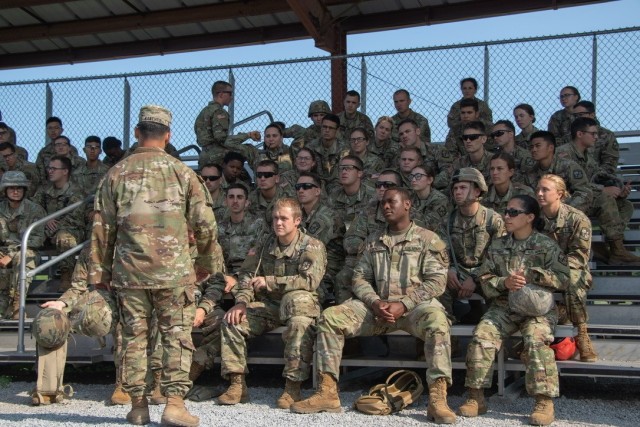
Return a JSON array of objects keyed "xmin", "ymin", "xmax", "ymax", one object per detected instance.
[
  {"xmin": 16, "ymin": 195, "xmax": 93, "ymax": 353},
  {"xmin": 229, "ymin": 110, "xmax": 274, "ymax": 133},
  {"xmin": 176, "ymin": 144, "xmax": 201, "ymax": 156}
]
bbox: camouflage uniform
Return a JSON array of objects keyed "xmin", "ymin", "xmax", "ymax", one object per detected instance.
[
  {"xmin": 218, "ymin": 212, "xmax": 265, "ymax": 274},
  {"xmin": 451, "ymin": 150, "xmax": 494, "ymax": 186},
  {"xmin": 103, "ymin": 154, "xmax": 122, "ymax": 169},
  {"xmin": 305, "ymin": 138, "xmax": 350, "ymax": 193},
  {"xmin": 89, "ymin": 146, "xmax": 222, "ymax": 398},
  {"xmin": 515, "ymin": 125, "xmax": 540, "ymax": 150},
  {"xmin": 247, "ymin": 186, "xmax": 295, "ymax": 227},
  {"xmin": 192, "ymin": 272, "xmax": 228, "ymax": 371},
  {"xmin": 317, "ymin": 222, "xmax": 452, "ymax": 386},
  {"xmin": 465, "ymin": 232, "xmax": 570, "ymax": 397},
  {"xmin": 35, "ymin": 143, "xmax": 79, "ymax": 184},
  {"xmin": 391, "ymin": 110, "xmax": 431, "ymax": 143},
  {"xmin": 257, "ymin": 147, "xmax": 293, "ymax": 174},
  {"xmin": 540, "ymin": 203, "xmax": 592, "ymax": 324},
  {"xmin": 284, "ymin": 124, "xmax": 321, "ymax": 159},
  {"xmin": 338, "ymin": 111, "xmax": 375, "ymax": 141},
  {"xmin": 72, "ymin": 160, "xmax": 110, "ymax": 197},
  {"xmin": 411, "ymin": 189, "xmax": 450, "ymax": 238},
  {"xmin": 124, "ymin": 142, "xmax": 181, "ymax": 161},
  {"xmin": 425, "ymin": 143, "xmax": 455, "ymax": 191},
  {"xmin": 440, "ymin": 205, "xmax": 505, "ymax": 317},
  {"xmin": 335, "ymin": 199, "xmax": 387, "ymax": 303},
  {"xmin": 525, "ymin": 156, "xmax": 593, "ymax": 213},
  {"xmin": 547, "ymin": 109, "xmax": 572, "ymax": 146},
  {"xmin": 194, "ymin": 101, "xmax": 231, "ymax": 167},
  {"xmin": 447, "ymin": 97, "xmax": 493, "ymax": 132},
  {"xmin": 497, "ymin": 145, "xmax": 536, "ymax": 184},
  {"xmin": 220, "ymin": 230, "xmax": 327, "ymax": 382},
  {"xmin": 31, "ymin": 181, "xmax": 86, "ymax": 272},
  {"xmin": 4, "ymin": 158, "xmax": 39, "ymax": 197},
  {"xmin": 368, "ymin": 139, "xmax": 399, "ymax": 169},
  {"xmin": 0, "ymin": 198, "xmax": 45, "ymax": 317},
  {"xmin": 590, "ymin": 123, "xmax": 619, "ymax": 176},
  {"xmin": 556, "ymin": 141, "xmax": 633, "ymax": 241},
  {"xmin": 210, "ymin": 190, "xmax": 227, "ymax": 223},
  {"xmin": 357, "ymin": 151, "xmax": 385, "ymax": 186},
  {"xmin": 481, "ymin": 182, "xmax": 535, "ymax": 214},
  {"xmin": 444, "ymin": 125, "xmax": 465, "ymax": 159}
]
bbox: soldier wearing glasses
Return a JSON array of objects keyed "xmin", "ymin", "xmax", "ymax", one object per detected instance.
[
  {"xmin": 200, "ymin": 163, "xmax": 226, "ymax": 221},
  {"xmin": 571, "ymin": 100, "xmax": 620, "ymax": 176},
  {"xmin": 548, "ymin": 86, "xmax": 581, "ymax": 146},
  {"xmin": 0, "ymin": 142, "xmax": 39, "ymax": 197},
  {"xmin": 490, "ymin": 120, "xmax": 535, "ymax": 183},
  {"xmin": 347, "ymin": 127, "xmax": 383, "ymax": 185},
  {"xmin": 248, "ymin": 160, "xmax": 295, "ymax": 226},
  {"xmin": 73, "ymin": 136, "xmax": 109, "ymax": 197},
  {"xmin": 305, "ymin": 114, "xmax": 349, "ymax": 193},
  {"xmin": 450, "ymin": 122, "xmax": 494, "ymax": 185}
]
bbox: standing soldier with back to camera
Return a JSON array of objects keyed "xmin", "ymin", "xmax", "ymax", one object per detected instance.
[{"xmin": 89, "ymin": 105, "xmax": 222, "ymax": 427}]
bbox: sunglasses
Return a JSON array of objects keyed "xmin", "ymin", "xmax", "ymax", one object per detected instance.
[
  {"xmin": 201, "ymin": 175, "xmax": 221, "ymax": 182},
  {"xmin": 339, "ymin": 165, "xmax": 361, "ymax": 172},
  {"xmin": 295, "ymin": 183, "xmax": 319, "ymax": 191},
  {"xmin": 256, "ymin": 172, "xmax": 276, "ymax": 179},
  {"xmin": 462, "ymin": 134, "xmax": 484, "ymax": 142},
  {"xmin": 375, "ymin": 181, "xmax": 398, "ymax": 189},
  {"xmin": 490, "ymin": 130, "xmax": 512, "ymax": 138},
  {"xmin": 504, "ymin": 208, "xmax": 528, "ymax": 217}
]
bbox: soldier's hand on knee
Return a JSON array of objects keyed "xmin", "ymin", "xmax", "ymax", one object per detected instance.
[
  {"xmin": 41, "ymin": 300, "xmax": 66, "ymax": 311},
  {"xmin": 224, "ymin": 275, "xmax": 238, "ymax": 293},
  {"xmin": 372, "ymin": 300, "xmax": 395, "ymax": 323},
  {"xmin": 46, "ymin": 219, "xmax": 59, "ymax": 234},
  {"xmin": 459, "ymin": 277, "xmax": 477, "ymax": 299},
  {"xmin": 193, "ymin": 308, "xmax": 206, "ymax": 327},
  {"xmin": 224, "ymin": 303, "xmax": 247, "ymax": 325},
  {"xmin": 387, "ymin": 301, "xmax": 406, "ymax": 321},
  {"xmin": 447, "ymin": 269, "xmax": 461, "ymax": 290}
]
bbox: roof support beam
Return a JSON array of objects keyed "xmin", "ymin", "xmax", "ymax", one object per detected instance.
[
  {"xmin": 0, "ymin": 0, "xmax": 289, "ymax": 44},
  {"xmin": 286, "ymin": 0, "xmax": 340, "ymax": 53},
  {"xmin": 0, "ymin": 0, "xmax": 66, "ymax": 8}
]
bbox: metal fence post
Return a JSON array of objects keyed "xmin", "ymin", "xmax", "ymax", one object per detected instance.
[
  {"xmin": 123, "ymin": 77, "xmax": 131, "ymax": 149},
  {"xmin": 360, "ymin": 56, "xmax": 367, "ymax": 115},
  {"xmin": 483, "ymin": 45, "xmax": 490, "ymax": 104},
  {"xmin": 591, "ymin": 35, "xmax": 598, "ymax": 106},
  {"xmin": 45, "ymin": 83, "xmax": 53, "ymax": 144},
  {"xmin": 229, "ymin": 68, "xmax": 235, "ymax": 125}
]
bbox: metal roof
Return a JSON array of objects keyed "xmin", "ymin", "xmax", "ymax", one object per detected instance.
[{"xmin": 0, "ymin": 0, "xmax": 611, "ymax": 70}]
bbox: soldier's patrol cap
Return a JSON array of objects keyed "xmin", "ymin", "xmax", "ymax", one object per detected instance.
[
  {"xmin": 0, "ymin": 170, "xmax": 31, "ymax": 191},
  {"xmin": 139, "ymin": 104, "xmax": 172, "ymax": 127}
]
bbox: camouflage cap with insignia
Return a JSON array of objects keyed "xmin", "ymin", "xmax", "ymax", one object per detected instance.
[{"xmin": 139, "ymin": 104, "xmax": 172, "ymax": 127}]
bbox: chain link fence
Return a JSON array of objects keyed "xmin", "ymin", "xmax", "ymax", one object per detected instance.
[{"xmin": 1, "ymin": 26, "xmax": 638, "ymax": 160}]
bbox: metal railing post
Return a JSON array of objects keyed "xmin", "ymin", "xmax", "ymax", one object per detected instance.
[
  {"xmin": 229, "ymin": 110, "xmax": 274, "ymax": 134},
  {"xmin": 45, "ymin": 84, "xmax": 53, "ymax": 144},
  {"xmin": 17, "ymin": 197, "xmax": 92, "ymax": 353},
  {"xmin": 123, "ymin": 77, "xmax": 131, "ymax": 150},
  {"xmin": 360, "ymin": 57, "xmax": 367, "ymax": 115},
  {"xmin": 591, "ymin": 35, "xmax": 598, "ymax": 106},
  {"xmin": 483, "ymin": 45, "xmax": 490, "ymax": 104}
]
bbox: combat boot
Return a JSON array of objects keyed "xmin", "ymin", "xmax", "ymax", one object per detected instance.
[
  {"xmin": 126, "ymin": 395, "xmax": 150, "ymax": 425},
  {"xmin": 426, "ymin": 377, "xmax": 456, "ymax": 424},
  {"xmin": 111, "ymin": 382, "xmax": 131, "ymax": 405},
  {"xmin": 161, "ymin": 395, "xmax": 199, "ymax": 427},
  {"xmin": 59, "ymin": 268, "xmax": 73, "ymax": 292},
  {"xmin": 530, "ymin": 395, "xmax": 554, "ymax": 426},
  {"xmin": 217, "ymin": 373, "xmax": 248, "ymax": 405},
  {"xmin": 290, "ymin": 372, "xmax": 341, "ymax": 414},
  {"xmin": 458, "ymin": 387, "xmax": 487, "ymax": 417},
  {"xmin": 608, "ymin": 239, "xmax": 640, "ymax": 265},
  {"xmin": 575, "ymin": 323, "xmax": 597, "ymax": 362},
  {"xmin": 149, "ymin": 369, "xmax": 166, "ymax": 405},
  {"xmin": 276, "ymin": 379, "xmax": 302, "ymax": 409},
  {"xmin": 9, "ymin": 296, "xmax": 21, "ymax": 320},
  {"xmin": 189, "ymin": 361, "xmax": 206, "ymax": 383}
]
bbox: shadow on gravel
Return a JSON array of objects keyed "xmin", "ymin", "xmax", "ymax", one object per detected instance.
[{"xmin": 0, "ymin": 413, "xmax": 127, "ymax": 425}]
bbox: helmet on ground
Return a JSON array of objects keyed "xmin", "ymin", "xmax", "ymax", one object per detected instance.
[
  {"xmin": 508, "ymin": 284, "xmax": 554, "ymax": 317},
  {"xmin": 308, "ymin": 100, "xmax": 331, "ymax": 117},
  {"xmin": 0, "ymin": 171, "xmax": 31, "ymax": 191},
  {"xmin": 68, "ymin": 289, "xmax": 118, "ymax": 337},
  {"xmin": 550, "ymin": 336, "xmax": 577, "ymax": 360},
  {"xmin": 451, "ymin": 167, "xmax": 488, "ymax": 195},
  {"xmin": 33, "ymin": 308, "xmax": 70, "ymax": 350}
]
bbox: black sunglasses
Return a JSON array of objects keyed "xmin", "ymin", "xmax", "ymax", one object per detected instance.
[
  {"xmin": 462, "ymin": 134, "xmax": 484, "ymax": 142},
  {"xmin": 256, "ymin": 172, "xmax": 276, "ymax": 179},
  {"xmin": 375, "ymin": 181, "xmax": 398, "ymax": 189},
  {"xmin": 504, "ymin": 208, "xmax": 528, "ymax": 217},
  {"xmin": 201, "ymin": 175, "xmax": 221, "ymax": 182},
  {"xmin": 490, "ymin": 130, "xmax": 512, "ymax": 138},
  {"xmin": 295, "ymin": 183, "xmax": 319, "ymax": 191}
]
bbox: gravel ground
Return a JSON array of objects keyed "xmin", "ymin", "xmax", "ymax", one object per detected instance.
[{"xmin": 1, "ymin": 380, "xmax": 637, "ymax": 427}]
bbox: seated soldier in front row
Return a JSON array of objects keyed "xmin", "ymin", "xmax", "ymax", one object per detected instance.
[{"xmin": 217, "ymin": 198, "xmax": 327, "ymax": 410}]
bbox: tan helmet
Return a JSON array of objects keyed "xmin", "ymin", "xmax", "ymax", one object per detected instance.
[
  {"xmin": 451, "ymin": 167, "xmax": 488, "ymax": 196},
  {"xmin": 0, "ymin": 170, "xmax": 30, "ymax": 191},
  {"xmin": 308, "ymin": 100, "xmax": 331, "ymax": 117},
  {"xmin": 68, "ymin": 289, "xmax": 118, "ymax": 338},
  {"xmin": 33, "ymin": 308, "xmax": 70, "ymax": 350}
]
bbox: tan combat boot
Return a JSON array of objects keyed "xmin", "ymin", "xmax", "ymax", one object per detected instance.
[
  {"xmin": 290, "ymin": 372, "xmax": 341, "ymax": 414},
  {"xmin": 189, "ymin": 361, "xmax": 206, "ymax": 383},
  {"xmin": 276, "ymin": 379, "xmax": 302, "ymax": 409},
  {"xmin": 426, "ymin": 377, "xmax": 456, "ymax": 424},
  {"xmin": 458, "ymin": 387, "xmax": 487, "ymax": 417},
  {"xmin": 59, "ymin": 268, "xmax": 73, "ymax": 292},
  {"xmin": 575, "ymin": 323, "xmax": 598, "ymax": 362},
  {"xmin": 149, "ymin": 369, "xmax": 167, "ymax": 405},
  {"xmin": 609, "ymin": 239, "xmax": 640, "ymax": 265},
  {"xmin": 217, "ymin": 373, "xmax": 249, "ymax": 405},
  {"xmin": 111, "ymin": 382, "xmax": 131, "ymax": 405},
  {"xmin": 161, "ymin": 395, "xmax": 199, "ymax": 427},
  {"xmin": 530, "ymin": 395, "xmax": 554, "ymax": 426},
  {"xmin": 126, "ymin": 395, "xmax": 150, "ymax": 425},
  {"xmin": 9, "ymin": 296, "xmax": 21, "ymax": 320}
]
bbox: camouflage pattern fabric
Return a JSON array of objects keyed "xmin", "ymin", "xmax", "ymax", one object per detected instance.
[
  {"xmin": 466, "ymin": 231, "xmax": 570, "ymax": 397},
  {"xmin": 218, "ymin": 212, "xmax": 264, "ymax": 273},
  {"xmin": 590, "ymin": 124, "xmax": 620, "ymax": 176},
  {"xmin": 391, "ymin": 110, "xmax": 431, "ymax": 143},
  {"xmin": 71, "ymin": 161, "xmax": 109, "ymax": 197},
  {"xmin": 34, "ymin": 143, "xmax": 79, "ymax": 184},
  {"xmin": 451, "ymin": 150, "xmax": 494, "ymax": 186},
  {"xmin": 316, "ymin": 222, "xmax": 452, "ymax": 386},
  {"xmin": 194, "ymin": 101, "xmax": 229, "ymax": 148},
  {"xmin": 33, "ymin": 308, "xmax": 70, "ymax": 350},
  {"xmin": 338, "ymin": 111, "xmax": 375, "ymax": 140},
  {"xmin": 481, "ymin": 182, "xmax": 535, "ymax": 214},
  {"xmin": 247, "ymin": 186, "xmax": 295, "ymax": 227},
  {"xmin": 447, "ymin": 97, "xmax": 493, "ymax": 132},
  {"xmin": 410, "ymin": 189, "xmax": 450, "ymax": 238},
  {"xmin": 424, "ymin": 143, "xmax": 455, "ymax": 191},
  {"xmin": 515, "ymin": 125, "xmax": 540, "ymax": 150},
  {"xmin": 328, "ymin": 184, "xmax": 375, "ymax": 235},
  {"xmin": 547, "ymin": 109, "xmax": 572, "ymax": 146},
  {"xmin": 221, "ymin": 230, "xmax": 326, "ymax": 381},
  {"xmin": 305, "ymin": 138, "xmax": 350, "ymax": 193},
  {"xmin": 540, "ymin": 203, "xmax": 593, "ymax": 324},
  {"xmin": 284, "ymin": 124, "xmax": 321, "ymax": 159},
  {"xmin": 5, "ymin": 158, "xmax": 39, "ymax": 197},
  {"xmin": 368, "ymin": 139, "xmax": 399, "ymax": 169},
  {"xmin": 498, "ymin": 145, "xmax": 536, "ymax": 183}
]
